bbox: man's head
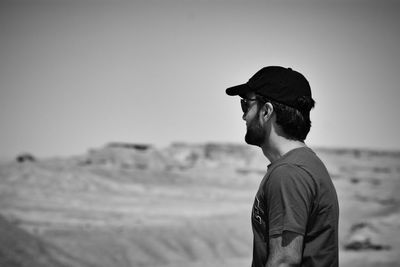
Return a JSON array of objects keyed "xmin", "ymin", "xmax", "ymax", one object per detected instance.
[
  {"xmin": 226, "ymin": 66, "xmax": 315, "ymax": 145},
  {"xmin": 240, "ymin": 92, "xmax": 267, "ymax": 146}
]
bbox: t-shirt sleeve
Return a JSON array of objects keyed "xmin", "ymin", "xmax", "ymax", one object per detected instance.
[{"xmin": 265, "ymin": 163, "xmax": 316, "ymax": 236}]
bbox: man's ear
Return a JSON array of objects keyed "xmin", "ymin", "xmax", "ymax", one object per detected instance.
[{"xmin": 259, "ymin": 102, "xmax": 273, "ymax": 122}]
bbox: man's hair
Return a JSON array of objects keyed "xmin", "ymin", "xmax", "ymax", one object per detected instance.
[{"xmin": 258, "ymin": 96, "xmax": 315, "ymax": 141}]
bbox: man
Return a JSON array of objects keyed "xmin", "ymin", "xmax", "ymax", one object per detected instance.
[{"xmin": 226, "ymin": 66, "xmax": 339, "ymax": 267}]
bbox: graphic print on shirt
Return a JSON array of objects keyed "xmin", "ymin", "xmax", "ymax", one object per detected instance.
[
  {"xmin": 253, "ymin": 196, "xmax": 264, "ymax": 224},
  {"xmin": 252, "ymin": 195, "xmax": 267, "ymax": 240}
]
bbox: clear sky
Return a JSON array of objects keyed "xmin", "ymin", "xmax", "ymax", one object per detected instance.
[{"xmin": 1, "ymin": 0, "xmax": 400, "ymax": 159}]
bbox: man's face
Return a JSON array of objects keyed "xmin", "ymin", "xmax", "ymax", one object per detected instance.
[{"xmin": 241, "ymin": 93, "xmax": 266, "ymax": 146}]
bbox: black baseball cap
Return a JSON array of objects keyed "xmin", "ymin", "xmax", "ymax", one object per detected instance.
[{"xmin": 226, "ymin": 66, "xmax": 312, "ymax": 110}]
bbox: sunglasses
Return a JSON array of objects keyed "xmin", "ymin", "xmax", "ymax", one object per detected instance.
[{"xmin": 240, "ymin": 97, "xmax": 258, "ymax": 113}]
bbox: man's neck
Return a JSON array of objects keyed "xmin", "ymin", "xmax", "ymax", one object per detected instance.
[{"xmin": 261, "ymin": 139, "xmax": 306, "ymax": 163}]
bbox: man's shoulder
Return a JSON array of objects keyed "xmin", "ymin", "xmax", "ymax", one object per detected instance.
[
  {"xmin": 265, "ymin": 162, "xmax": 317, "ymax": 192},
  {"xmin": 269, "ymin": 147, "xmax": 329, "ymax": 178},
  {"xmin": 267, "ymin": 162, "xmax": 302, "ymax": 177}
]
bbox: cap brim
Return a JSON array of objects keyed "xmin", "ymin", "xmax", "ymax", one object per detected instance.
[{"xmin": 225, "ymin": 83, "xmax": 251, "ymax": 96}]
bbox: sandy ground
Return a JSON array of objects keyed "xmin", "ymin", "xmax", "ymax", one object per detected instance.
[{"xmin": 0, "ymin": 144, "xmax": 399, "ymax": 267}]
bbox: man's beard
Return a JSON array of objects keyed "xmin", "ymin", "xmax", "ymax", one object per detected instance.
[{"xmin": 245, "ymin": 115, "xmax": 266, "ymax": 147}]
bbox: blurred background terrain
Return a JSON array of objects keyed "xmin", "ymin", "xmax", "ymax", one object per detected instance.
[{"xmin": 1, "ymin": 143, "xmax": 399, "ymax": 267}]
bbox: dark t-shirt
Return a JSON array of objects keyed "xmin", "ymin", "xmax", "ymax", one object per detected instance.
[{"xmin": 251, "ymin": 147, "xmax": 339, "ymax": 267}]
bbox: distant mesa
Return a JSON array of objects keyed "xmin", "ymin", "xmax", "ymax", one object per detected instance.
[
  {"xmin": 16, "ymin": 153, "xmax": 36, "ymax": 163},
  {"xmin": 80, "ymin": 142, "xmax": 166, "ymax": 170},
  {"xmin": 78, "ymin": 142, "xmax": 265, "ymax": 171},
  {"xmin": 315, "ymin": 147, "xmax": 400, "ymax": 158},
  {"xmin": 107, "ymin": 142, "xmax": 152, "ymax": 151}
]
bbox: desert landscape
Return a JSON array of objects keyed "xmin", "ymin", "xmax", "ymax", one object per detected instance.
[{"xmin": 0, "ymin": 142, "xmax": 399, "ymax": 267}]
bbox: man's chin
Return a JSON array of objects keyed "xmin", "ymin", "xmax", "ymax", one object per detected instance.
[{"xmin": 245, "ymin": 133, "xmax": 262, "ymax": 147}]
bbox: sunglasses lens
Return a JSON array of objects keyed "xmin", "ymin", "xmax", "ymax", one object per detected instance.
[{"xmin": 240, "ymin": 99, "xmax": 247, "ymax": 113}]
